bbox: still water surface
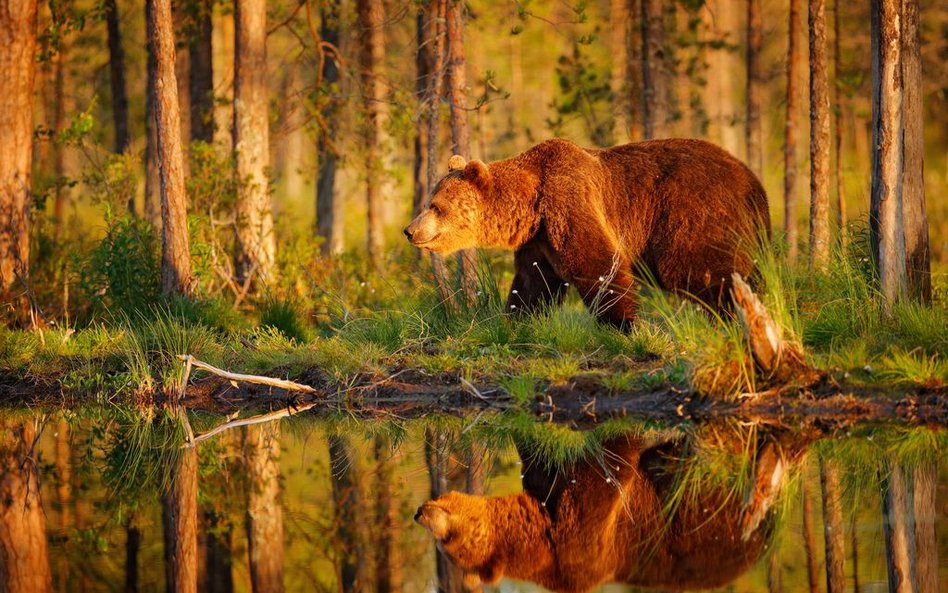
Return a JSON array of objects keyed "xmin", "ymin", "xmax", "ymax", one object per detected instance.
[{"xmin": 1, "ymin": 411, "xmax": 945, "ymax": 593}]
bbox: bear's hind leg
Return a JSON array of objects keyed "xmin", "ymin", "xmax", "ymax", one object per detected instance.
[
  {"xmin": 506, "ymin": 244, "xmax": 567, "ymax": 315},
  {"xmin": 571, "ymin": 267, "xmax": 639, "ymax": 330}
]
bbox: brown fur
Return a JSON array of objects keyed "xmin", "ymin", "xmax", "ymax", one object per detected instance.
[
  {"xmin": 405, "ymin": 138, "xmax": 771, "ymax": 327},
  {"xmin": 416, "ymin": 435, "xmax": 790, "ymax": 593}
]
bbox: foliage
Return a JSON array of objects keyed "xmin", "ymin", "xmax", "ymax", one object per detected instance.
[{"xmin": 81, "ymin": 214, "xmax": 161, "ymax": 316}]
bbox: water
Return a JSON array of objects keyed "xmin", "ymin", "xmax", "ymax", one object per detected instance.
[{"xmin": 1, "ymin": 410, "xmax": 945, "ymax": 593}]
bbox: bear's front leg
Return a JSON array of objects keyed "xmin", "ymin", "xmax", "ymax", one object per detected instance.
[{"xmin": 506, "ymin": 243, "xmax": 567, "ymax": 315}]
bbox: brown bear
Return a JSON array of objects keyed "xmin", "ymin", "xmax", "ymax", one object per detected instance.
[
  {"xmin": 404, "ymin": 138, "xmax": 770, "ymax": 327},
  {"xmin": 415, "ymin": 433, "xmax": 799, "ymax": 593}
]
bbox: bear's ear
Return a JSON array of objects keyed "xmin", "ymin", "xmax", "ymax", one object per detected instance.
[
  {"xmin": 448, "ymin": 154, "xmax": 467, "ymax": 172},
  {"xmin": 463, "ymin": 159, "xmax": 490, "ymax": 190}
]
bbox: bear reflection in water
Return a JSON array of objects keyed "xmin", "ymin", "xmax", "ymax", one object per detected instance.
[{"xmin": 416, "ymin": 432, "xmax": 803, "ymax": 593}]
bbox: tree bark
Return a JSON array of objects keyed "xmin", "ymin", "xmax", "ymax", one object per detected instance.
[
  {"xmin": 704, "ymin": 0, "xmax": 740, "ymax": 155},
  {"xmin": 625, "ymin": 0, "xmax": 643, "ymax": 141},
  {"xmin": 316, "ymin": 0, "xmax": 344, "ymax": 256},
  {"xmin": 0, "ymin": 419, "xmax": 52, "ymax": 593},
  {"xmin": 162, "ymin": 447, "xmax": 198, "ymax": 593},
  {"xmin": 52, "ymin": 39, "xmax": 67, "ymax": 230},
  {"xmin": 358, "ymin": 0, "xmax": 386, "ymax": 271},
  {"xmin": 808, "ymin": 0, "xmax": 831, "ymax": 269},
  {"xmin": 882, "ymin": 462, "xmax": 917, "ymax": 593},
  {"xmin": 233, "ymin": 0, "xmax": 276, "ymax": 286},
  {"xmin": 105, "ymin": 0, "xmax": 132, "ymax": 215},
  {"xmin": 0, "ymin": 0, "xmax": 37, "ymax": 297},
  {"xmin": 244, "ymin": 424, "xmax": 284, "ymax": 593},
  {"xmin": 148, "ymin": 0, "xmax": 194, "ymax": 296},
  {"xmin": 801, "ymin": 470, "xmax": 821, "ymax": 593},
  {"xmin": 899, "ymin": 0, "xmax": 930, "ymax": 303},
  {"xmin": 784, "ymin": 0, "xmax": 803, "ymax": 263},
  {"xmin": 832, "ymin": 0, "xmax": 845, "ymax": 248},
  {"xmin": 745, "ymin": 0, "xmax": 762, "ymax": 176},
  {"xmin": 189, "ymin": 0, "xmax": 214, "ymax": 144},
  {"xmin": 610, "ymin": 0, "xmax": 628, "ymax": 140},
  {"xmin": 820, "ymin": 459, "xmax": 847, "ymax": 593},
  {"xmin": 640, "ymin": 0, "xmax": 667, "ymax": 139},
  {"xmin": 374, "ymin": 436, "xmax": 403, "ymax": 593},
  {"xmin": 870, "ymin": 0, "xmax": 907, "ymax": 308},
  {"xmin": 445, "ymin": 0, "xmax": 477, "ymax": 300},
  {"xmin": 912, "ymin": 461, "xmax": 937, "ymax": 593},
  {"xmin": 413, "ymin": 7, "xmax": 430, "ymax": 218},
  {"xmin": 329, "ymin": 435, "xmax": 368, "ymax": 593},
  {"xmin": 145, "ymin": 5, "xmax": 162, "ymax": 231}
]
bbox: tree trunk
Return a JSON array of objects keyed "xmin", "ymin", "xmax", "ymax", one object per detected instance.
[
  {"xmin": 445, "ymin": 0, "xmax": 477, "ymax": 300},
  {"xmin": 374, "ymin": 436, "xmax": 403, "ymax": 593},
  {"xmin": 424, "ymin": 427, "xmax": 464, "ymax": 593},
  {"xmin": 0, "ymin": 0, "xmax": 37, "ymax": 297},
  {"xmin": 870, "ymin": 0, "xmax": 907, "ymax": 308},
  {"xmin": 329, "ymin": 435, "xmax": 368, "ymax": 593},
  {"xmin": 625, "ymin": 0, "xmax": 643, "ymax": 141},
  {"xmin": 105, "ymin": 0, "xmax": 132, "ymax": 215},
  {"xmin": 148, "ymin": 0, "xmax": 194, "ymax": 296},
  {"xmin": 745, "ymin": 0, "xmax": 762, "ymax": 176},
  {"xmin": 784, "ymin": 0, "xmax": 803, "ymax": 263},
  {"xmin": 704, "ymin": 0, "xmax": 741, "ymax": 155},
  {"xmin": 244, "ymin": 424, "xmax": 284, "ymax": 593},
  {"xmin": 912, "ymin": 461, "xmax": 937, "ymax": 593},
  {"xmin": 233, "ymin": 0, "xmax": 276, "ymax": 286},
  {"xmin": 189, "ymin": 0, "xmax": 214, "ymax": 144},
  {"xmin": 412, "ymin": 7, "xmax": 430, "ymax": 218},
  {"xmin": 899, "ymin": 0, "xmax": 930, "ymax": 303},
  {"xmin": 125, "ymin": 517, "xmax": 141, "ymax": 593},
  {"xmin": 358, "ymin": 0, "xmax": 386, "ymax": 271},
  {"xmin": 145, "ymin": 7, "xmax": 162, "ymax": 231},
  {"xmin": 801, "ymin": 470, "xmax": 821, "ymax": 593},
  {"xmin": 52, "ymin": 40, "xmax": 67, "ymax": 230},
  {"xmin": 832, "ymin": 0, "xmax": 845, "ymax": 248},
  {"xmin": 882, "ymin": 462, "xmax": 917, "ymax": 593},
  {"xmin": 820, "ymin": 459, "xmax": 847, "ymax": 593},
  {"xmin": 610, "ymin": 0, "xmax": 628, "ymax": 141},
  {"xmin": 162, "ymin": 447, "xmax": 198, "ymax": 593},
  {"xmin": 808, "ymin": 0, "xmax": 831, "ymax": 269},
  {"xmin": 204, "ymin": 511, "xmax": 234, "ymax": 593},
  {"xmin": 640, "ymin": 0, "xmax": 667, "ymax": 139},
  {"xmin": 0, "ymin": 419, "xmax": 52, "ymax": 593},
  {"xmin": 54, "ymin": 420, "xmax": 72, "ymax": 593},
  {"xmin": 316, "ymin": 0, "xmax": 344, "ymax": 256}
]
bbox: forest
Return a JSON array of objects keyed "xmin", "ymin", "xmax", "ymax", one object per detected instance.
[{"xmin": 0, "ymin": 0, "xmax": 946, "ymax": 592}]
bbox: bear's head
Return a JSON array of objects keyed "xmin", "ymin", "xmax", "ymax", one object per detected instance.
[
  {"xmin": 414, "ymin": 491, "xmax": 503, "ymax": 587},
  {"xmin": 404, "ymin": 155, "xmax": 491, "ymax": 255}
]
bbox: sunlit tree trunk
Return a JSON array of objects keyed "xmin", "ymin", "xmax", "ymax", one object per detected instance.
[
  {"xmin": 0, "ymin": 0, "xmax": 37, "ymax": 298},
  {"xmin": 784, "ymin": 0, "xmax": 803, "ymax": 263},
  {"xmin": 912, "ymin": 461, "xmax": 937, "ymax": 593},
  {"xmin": 233, "ymin": 0, "xmax": 276, "ymax": 286},
  {"xmin": 625, "ymin": 0, "xmax": 643, "ymax": 141},
  {"xmin": 801, "ymin": 470, "xmax": 821, "ymax": 593},
  {"xmin": 358, "ymin": 0, "xmax": 386, "ymax": 271},
  {"xmin": 832, "ymin": 0, "xmax": 845, "ymax": 248},
  {"xmin": 425, "ymin": 427, "xmax": 464, "ymax": 593},
  {"xmin": 640, "ymin": 0, "xmax": 667, "ymax": 139},
  {"xmin": 745, "ymin": 0, "xmax": 762, "ymax": 176},
  {"xmin": 244, "ymin": 425, "xmax": 284, "ymax": 593},
  {"xmin": 329, "ymin": 435, "xmax": 368, "ymax": 593},
  {"xmin": 374, "ymin": 436, "xmax": 403, "ymax": 593},
  {"xmin": 899, "ymin": 0, "xmax": 930, "ymax": 303},
  {"xmin": 808, "ymin": 0, "xmax": 830, "ymax": 269},
  {"xmin": 820, "ymin": 459, "xmax": 846, "ymax": 593},
  {"xmin": 0, "ymin": 419, "xmax": 52, "ymax": 593},
  {"xmin": 704, "ymin": 0, "xmax": 740, "ymax": 155},
  {"xmin": 317, "ymin": 0, "xmax": 344, "ymax": 256},
  {"xmin": 882, "ymin": 462, "xmax": 916, "ymax": 593},
  {"xmin": 148, "ymin": 0, "xmax": 194, "ymax": 296},
  {"xmin": 162, "ymin": 447, "xmax": 198, "ymax": 593},
  {"xmin": 189, "ymin": 0, "xmax": 214, "ymax": 144},
  {"xmin": 870, "ymin": 0, "xmax": 906, "ymax": 308}
]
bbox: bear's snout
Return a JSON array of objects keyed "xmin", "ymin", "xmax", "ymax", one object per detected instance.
[{"xmin": 403, "ymin": 227, "xmax": 414, "ymax": 241}]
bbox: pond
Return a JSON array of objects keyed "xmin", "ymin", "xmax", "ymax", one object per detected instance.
[{"xmin": 0, "ymin": 410, "xmax": 944, "ymax": 593}]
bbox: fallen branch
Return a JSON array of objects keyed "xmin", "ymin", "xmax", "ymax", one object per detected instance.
[
  {"xmin": 177, "ymin": 355, "xmax": 318, "ymax": 394},
  {"xmin": 184, "ymin": 402, "xmax": 318, "ymax": 448}
]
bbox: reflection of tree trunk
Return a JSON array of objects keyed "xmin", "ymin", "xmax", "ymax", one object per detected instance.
[
  {"xmin": 784, "ymin": 0, "xmax": 803, "ymax": 263},
  {"xmin": 882, "ymin": 462, "xmax": 916, "ymax": 593},
  {"xmin": 745, "ymin": 0, "xmax": 762, "ymax": 176},
  {"xmin": 358, "ymin": 0, "xmax": 386, "ymax": 271},
  {"xmin": 125, "ymin": 517, "xmax": 141, "ymax": 593},
  {"xmin": 162, "ymin": 447, "xmax": 198, "ymax": 593},
  {"xmin": 233, "ymin": 0, "xmax": 276, "ymax": 286},
  {"xmin": 55, "ymin": 420, "xmax": 72, "ymax": 593},
  {"xmin": 0, "ymin": 0, "xmax": 37, "ymax": 296},
  {"xmin": 912, "ymin": 461, "xmax": 936, "ymax": 593},
  {"xmin": 148, "ymin": 0, "xmax": 193, "ymax": 296},
  {"xmin": 316, "ymin": 0, "xmax": 343, "ymax": 256},
  {"xmin": 189, "ymin": 0, "xmax": 214, "ymax": 144},
  {"xmin": 820, "ymin": 459, "xmax": 846, "ymax": 593},
  {"xmin": 244, "ymin": 424, "xmax": 284, "ymax": 593},
  {"xmin": 0, "ymin": 419, "xmax": 53, "ymax": 593},
  {"xmin": 329, "ymin": 435, "xmax": 367, "ymax": 593},
  {"xmin": 374, "ymin": 436, "xmax": 402, "ymax": 593},
  {"xmin": 204, "ymin": 511, "xmax": 234, "ymax": 593},
  {"xmin": 425, "ymin": 427, "xmax": 464, "ymax": 593},
  {"xmin": 851, "ymin": 514, "xmax": 860, "ymax": 593},
  {"xmin": 801, "ymin": 470, "xmax": 820, "ymax": 593},
  {"xmin": 808, "ymin": 0, "xmax": 831, "ymax": 269}
]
